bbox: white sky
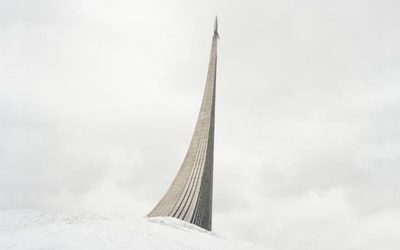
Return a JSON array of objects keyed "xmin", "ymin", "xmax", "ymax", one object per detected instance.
[{"xmin": 1, "ymin": 0, "xmax": 400, "ymax": 249}]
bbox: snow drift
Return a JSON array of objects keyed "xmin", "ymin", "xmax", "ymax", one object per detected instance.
[{"xmin": 0, "ymin": 210, "xmax": 267, "ymax": 250}]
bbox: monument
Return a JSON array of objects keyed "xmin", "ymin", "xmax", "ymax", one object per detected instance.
[{"xmin": 148, "ymin": 17, "xmax": 219, "ymax": 231}]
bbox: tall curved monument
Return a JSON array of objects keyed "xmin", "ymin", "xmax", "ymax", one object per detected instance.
[{"xmin": 148, "ymin": 17, "xmax": 219, "ymax": 231}]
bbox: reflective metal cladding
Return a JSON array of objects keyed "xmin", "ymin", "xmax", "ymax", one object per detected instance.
[{"xmin": 148, "ymin": 17, "xmax": 219, "ymax": 231}]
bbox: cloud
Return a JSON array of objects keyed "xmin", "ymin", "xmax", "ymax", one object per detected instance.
[{"xmin": 1, "ymin": 0, "xmax": 400, "ymax": 249}]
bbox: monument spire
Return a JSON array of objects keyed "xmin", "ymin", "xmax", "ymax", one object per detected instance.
[
  {"xmin": 148, "ymin": 18, "xmax": 219, "ymax": 231},
  {"xmin": 214, "ymin": 16, "xmax": 219, "ymax": 39}
]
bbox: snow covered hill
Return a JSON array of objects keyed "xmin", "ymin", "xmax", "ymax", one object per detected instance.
[{"xmin": 0, "ymin": 210, "xmax": 267, "ymax": 250}]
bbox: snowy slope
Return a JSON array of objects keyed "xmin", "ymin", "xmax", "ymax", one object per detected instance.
[{"xmin": 0, "ymin": 210, "xmax": 267, "ymax": 250}]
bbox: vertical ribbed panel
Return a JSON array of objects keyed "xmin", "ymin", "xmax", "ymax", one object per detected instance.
[{"xmin": 147, "ymin": 20, "xmax": 219, "ymax": 231}]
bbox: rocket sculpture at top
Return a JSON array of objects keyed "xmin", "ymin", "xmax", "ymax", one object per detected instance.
[{"xmin": 148, "ymin": 17, "xmax": 219, "ymax": 231}]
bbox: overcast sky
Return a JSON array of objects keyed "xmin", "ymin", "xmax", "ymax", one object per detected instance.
[{"xmin": 1, "ymin": 0, "xmax": 400, "ymax": 249}]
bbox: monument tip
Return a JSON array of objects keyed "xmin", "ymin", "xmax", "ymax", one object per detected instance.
[{"xmin": 214, "ymin": 16, "xmax": 219, "ymax": 39}]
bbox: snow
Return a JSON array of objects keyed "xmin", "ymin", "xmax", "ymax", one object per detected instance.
[{"xmin": 0, "ymin": 210, "xmax": 268, "ymax": 250}]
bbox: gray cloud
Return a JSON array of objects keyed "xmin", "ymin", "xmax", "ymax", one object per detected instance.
[{"xmin": 1, "ymin": 0, "xmax": 400, "ymax": 249}]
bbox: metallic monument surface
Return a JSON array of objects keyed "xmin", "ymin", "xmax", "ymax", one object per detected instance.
[{"xmin": 148, "ymin": 17, "xmax": 219, "ymax": 231}]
